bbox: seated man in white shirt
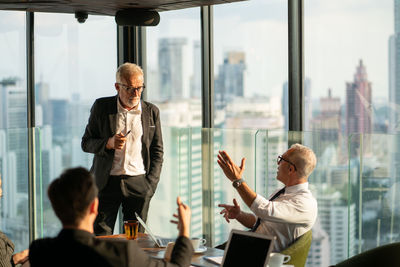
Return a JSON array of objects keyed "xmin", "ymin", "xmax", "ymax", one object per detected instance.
[{"xmin": 217, "ymin": 143, "xmax": 318, "ymax": 252}]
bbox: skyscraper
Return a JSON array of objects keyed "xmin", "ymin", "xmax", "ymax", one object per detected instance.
[
  {"xmin": 158, "ymin": 38, "xmax": 189, "ymax": 101},
  {"xmin": 346, "ymin": 60, "xmax": 372, "ymax": 135},
  {"xmin": 311, "ymin": 89, "xmax": 341, "ymax": 155},
  {"xmin": 317, "ymin": 191, "xmax": 356, "ymax": 265},
  {"xmin": 215, "ymin": 51, "xmax": 246, "ymax": 109},
  {"xmin": 346, "ymin": 60, "xmax": 372, "ymax": 155}
]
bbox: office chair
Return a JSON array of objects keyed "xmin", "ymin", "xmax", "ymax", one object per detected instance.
[
  {"xmin": 280, "ymin": 230, "xmax": 312, "ymax": 267},
  {"xmin": 334, "ymin": 242, "xmax": 400, "ymax": 267}
]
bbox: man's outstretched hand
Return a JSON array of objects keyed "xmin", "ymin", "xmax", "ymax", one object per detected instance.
[
  {"xmin": 170, "ymin": 196, "xmax": 191, "ymax": 238},
  {"xmin": 218, "ymin": 198, "xmax": 241, "ymax": 223}
]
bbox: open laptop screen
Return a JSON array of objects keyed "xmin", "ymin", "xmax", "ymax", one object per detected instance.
[{"xmin": 222, "ymin": 230, "xmax": 275, "ymax": 267}]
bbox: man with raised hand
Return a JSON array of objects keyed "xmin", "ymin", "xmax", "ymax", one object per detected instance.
[
  {"xmin": 217, "ymin": 144, "xmax": 318, "ymax": 252},
  {"xmin": 29, "ymin": 167, "xmax": 193, "ymax": 267}
]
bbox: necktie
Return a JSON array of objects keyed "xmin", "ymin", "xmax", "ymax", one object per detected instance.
[{"xmin": 251, "ymin": 187, "xmax": 285, "ymax": 232}]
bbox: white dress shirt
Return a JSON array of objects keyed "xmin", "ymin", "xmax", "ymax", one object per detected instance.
[
  {"xmin": 250, "ymin": 182, "xmax": 317, "ymax": 252},
  {"xmin": 110, "ymin": 99, "xmax": 146, "ymax": 176}
]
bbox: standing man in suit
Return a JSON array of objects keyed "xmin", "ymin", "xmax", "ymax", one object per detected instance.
[
  {"xmin": 82, "ymin": 63, "xmax": 163, "ymax": 235},
  {"xmin": 29, "ymin": 167, "xmax": 193, "ymax": 267},
  {"xmin": 217, "ymin": 144, "xmax": 318, "ymax": 252}
]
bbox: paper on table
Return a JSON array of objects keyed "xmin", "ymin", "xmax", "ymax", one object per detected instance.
[{"xmin": 204, "ymin": 256, "xmax": 223, "ymax": 265}]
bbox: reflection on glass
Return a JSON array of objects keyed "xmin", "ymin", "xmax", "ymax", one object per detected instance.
[{"xmin": 34, "ymin": 13, "xmax": 116, "ymax": 237}]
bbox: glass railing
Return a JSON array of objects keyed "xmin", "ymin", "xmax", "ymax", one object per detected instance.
[{"xmin": 2, "ymin": 125, "xmax": 400, "ymax": 266}]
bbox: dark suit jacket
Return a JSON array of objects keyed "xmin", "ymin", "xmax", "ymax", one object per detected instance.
[
  {"xmin": 81, "ymin": 96, "xmax": 163, "ymax": 193},
  {"xmin": 0, "ymin": 231, "xmax": 14, "ymax": 267},
  {"xmin": 29, "ymin": 229, "xmax": 193, "ymax": 267}
]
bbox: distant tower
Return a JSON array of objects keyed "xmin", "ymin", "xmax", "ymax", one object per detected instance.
[
  {"xmin": 311, "ymin": 89, "xmax": 341, "ymax": 154},
  {"xmin": 0, "ymin": 78, "xmax": 27, "ymax": 194},
  {"xmin": 158, "ymin": 38, "xmax": 188, "ymax": 101},
  {"xmin": 215, "ymin": 51, "xmax": 246, "ymax": 109},
  {"xmin": 346, "ymin": 60, "xmax": 372, "ymax": 135},
  {"xmin": 346, "ymin": 60, "xmax": 372, "ymax": 155}
]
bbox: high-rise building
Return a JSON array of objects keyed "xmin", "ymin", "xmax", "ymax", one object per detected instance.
[
  {"xmin": 158, "ymin": 38, "xmax": 189, "ymax": 101},
  {"xmin": 346, "ymin": 60, "xmax": 372, "ymax": 135},
  {"xmin": 317, "ymin": 191, "xmax": 356, "ymax": 265},
  {"xmin": 346, "ymin": 60, "xmax": 372, "ymax": 156},
  {"xmin": 311, "ymin": 89, "xmax": 341, "ymax": 155},
  {"xmin": 306, "ymin": 220, "xmax": 330, "ymax": 267},
  {"xmin": 0, "ymin": 78, "xmax": 28, "ymax": 194},
  {"xmin": 215, "ymin": 51, "xmax": 246, "ymax": 109}
]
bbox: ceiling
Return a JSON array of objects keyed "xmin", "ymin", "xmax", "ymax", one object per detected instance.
[{"xmin": 0, "ymin": 0, "xmax": 246, "ymax": 16}]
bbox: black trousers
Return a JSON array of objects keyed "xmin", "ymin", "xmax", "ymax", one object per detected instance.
[{"xmin": 94, "ymin": 174, "xmax": 153, "ymax": 235}]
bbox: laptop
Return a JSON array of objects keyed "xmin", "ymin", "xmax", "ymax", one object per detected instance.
[
  {"xmin": 206, "ymin": 229, "xmax": 275, "ymax": 267},
  {"xmin": 135, "ymin": 212, "xmax": 175, "ymax": 248}
]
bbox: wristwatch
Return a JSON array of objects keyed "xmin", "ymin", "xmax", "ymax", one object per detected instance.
[{"xmin": 232, "ymin": 178, "xmax": 244, "ymax": 188}]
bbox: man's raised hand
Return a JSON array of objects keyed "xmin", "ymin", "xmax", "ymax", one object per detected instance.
[{"xmin": 217, "ymin": 150, "xmax": 246, "ymax": 182}]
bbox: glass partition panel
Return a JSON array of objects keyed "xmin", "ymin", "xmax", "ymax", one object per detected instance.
[
  {"xmin": 212, "ymin": 128, "xmax": 260, "ymax": 245},
  {"xmin": 349, "ymin": 133, "xmax": 400, "ymax": 256},
  {"xmin": 148, "ymin": 127, "xmax": 193, "ymax": 237},
  {"xmin": 0, "ymin": 11, "xmax": 28, "ymax": 252},
  {"xmin": 214, "ymin": 0, "xmax": 288, "ymax": 129},
  {"xmin": 34, "ymin": 13, "xmax": 117, "ymax": 237},
  {"xmin": 303, "ymin": 131, "xmax": 353, "ymax": 266},
  {"xmin": 35, "ymin": 126, "xmax": 94, "ymax": 237}
]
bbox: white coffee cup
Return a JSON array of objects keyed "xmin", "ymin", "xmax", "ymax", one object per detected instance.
[
  {"xmin": 267, "ymin": 252, "xmax": 291, "ymax": 267},
  {"xmin": 164, "ymin": 242, "xmax": 175, "ymax": 261},
  {"xmin": 190, "ymin": 237, "xmax": 206, "ymax": 250}
]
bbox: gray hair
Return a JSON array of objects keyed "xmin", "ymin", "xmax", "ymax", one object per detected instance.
[
  {"xmin": 287, "ymin": 144, "xmax": 317, "ymax": 178},
  {"xmin": 116, "ymin": 62, "xmax": 143, "ymax": 83}
]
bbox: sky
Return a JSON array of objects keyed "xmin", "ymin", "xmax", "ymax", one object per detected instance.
[{"xmin": 0, "ymin": 0, "xmax": 396, "ymax": 103}]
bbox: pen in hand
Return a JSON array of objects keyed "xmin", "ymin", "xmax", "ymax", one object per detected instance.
[{"xmin": 123, "ymin": 130, "xmax": 131, "ymax": 137}]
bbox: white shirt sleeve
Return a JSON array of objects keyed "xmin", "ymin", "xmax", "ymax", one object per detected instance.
[{"xmin": 250, "ymin": 193, "xmax": 316, "ymax": 225}]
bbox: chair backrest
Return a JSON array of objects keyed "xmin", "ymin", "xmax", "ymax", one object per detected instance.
[
  {"xmin": 335, "ymin": 242, "xmax": 400, "ymax": 267},
  {"xmin": 280, "ymin": 230, "xmax": 312, "ymax": 267}
]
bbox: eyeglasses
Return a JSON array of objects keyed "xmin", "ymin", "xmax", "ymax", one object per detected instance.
[
  {"xmin": 277, "ymin": 155, "xmax": 297, "ymax": 171},
  {"xmin": 118, "ymin": 83, "xmax": 145, "ymax": 94}
]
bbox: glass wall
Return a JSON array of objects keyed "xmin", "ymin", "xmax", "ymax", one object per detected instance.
[
  {"xmin": 0, "ymin": 11, "xmax": 29, "ymax": 252},
  {"xmin": 214, "ymin": 0, "xmax": 288, "ymax": 130},
  {"xmin": 145, "ymin": 8, "xmax": 202, "ymax": 238},
  {"xmin": 304, "ymin": 1, "xmax": 397, "ymax": 265},
  {"xmin": 34, "ymin": 12, "xmax": 117, "ymax": 237}
]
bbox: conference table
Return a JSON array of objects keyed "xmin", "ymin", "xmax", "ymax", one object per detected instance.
[{"xmin": 98, "ymin": 233, "xmax": 224, "ymax": 267}]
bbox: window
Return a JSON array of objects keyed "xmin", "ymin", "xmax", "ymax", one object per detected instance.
[
  {"xmin": 34, "ymin": 12, "xmax": 117, "ymax": 236},
  {"xmin": 0, "ymin": 11, "xmax": 28, "ymax": 252},
  {"xmin": 214, "ymin": 0, "xmax": 288, "ymax": 130},
  {"xmin": 146, "ymin": 8, "xmax": 202, "ymax": 237}
]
